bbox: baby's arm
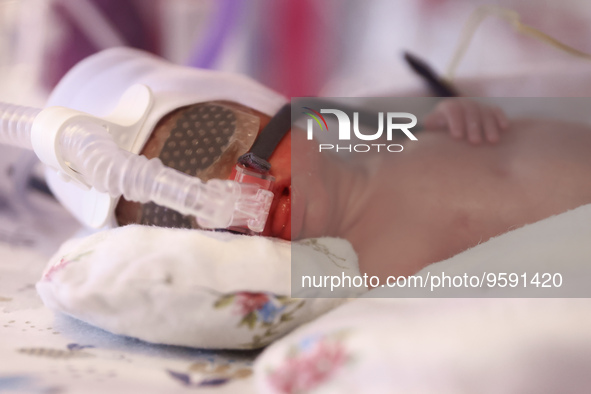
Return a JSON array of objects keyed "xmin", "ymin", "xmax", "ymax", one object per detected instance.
[{"xmin": 423, "ymin": 99, "xmax": 509, "ymax": 144}]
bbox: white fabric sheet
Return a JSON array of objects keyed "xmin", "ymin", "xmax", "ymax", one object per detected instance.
[{"xmin": 255, "ymin": 204, "xmax": 591, "ymax": 393}]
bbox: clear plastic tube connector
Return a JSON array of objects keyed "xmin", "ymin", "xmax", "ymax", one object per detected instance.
[
  {"xmin": 224, "ymin": 182, "xmax": 274, "ymax": 233},
  {"xmin": 0, "ymin": 100, "xmax": 274, "ymax": 232},
  {"xmin": 224, "ymin": 164, "xmax": 275, "ymax": 233}
]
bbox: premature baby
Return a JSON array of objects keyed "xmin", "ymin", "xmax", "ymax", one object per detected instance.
[{"xmin": 115, "ymin": 98, "xmax": 591, "ymax": 281}]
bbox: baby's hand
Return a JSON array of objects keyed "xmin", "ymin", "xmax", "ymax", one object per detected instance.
[{"xmin": 423, "ymin": 99, "xmax": 509, "ymax": 144}]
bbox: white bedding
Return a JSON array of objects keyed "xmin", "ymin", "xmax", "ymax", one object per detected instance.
[
  {"xmin": 4, "ymin": 67, "xmax": 591, "ymax": 393},
  {"xmin": 36, "ymin": 226, "xmax": 361, "ymax": 350},
  {"xmin": 0, "ymin": 242, "xmax": 263, "ymax": 393},
  {"xmin": 254, "ymin": 204, "xmax": 591, "ymax": 393},
  {"xmin": 3, "ymin": 159, "xmax": 591, "ymax": 394},
  {"xmin": 0, "ymin": 186, "xmax": 262, "ymax": 393}
]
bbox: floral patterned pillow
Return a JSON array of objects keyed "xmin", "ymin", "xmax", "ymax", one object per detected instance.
[
  {"xmin": 36, "ymin": 225, "xmax": 363, "ymax": 349},
  {"xmin": 254, "ymin": 297, "xmax": 591, "ymax": 394}
]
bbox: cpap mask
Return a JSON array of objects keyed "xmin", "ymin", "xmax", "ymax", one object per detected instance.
[{"xmin": 0, "ymin": 48, "xmax": 288, "ymax": 233}]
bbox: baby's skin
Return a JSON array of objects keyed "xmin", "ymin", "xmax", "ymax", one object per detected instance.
[
  {"xmin": 116, "ymin": 98, "xmax": 591, "ymax": 281},
  {"xmin": 293, "ymin": 99, "xmax": 591, "ymax": 280}
]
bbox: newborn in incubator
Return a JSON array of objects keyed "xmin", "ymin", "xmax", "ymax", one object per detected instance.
[{"xmin": 114, "ymin": 96, "xmax": 591, "ymax": 281}]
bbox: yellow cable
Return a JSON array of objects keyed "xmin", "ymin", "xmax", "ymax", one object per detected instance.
[{"xmin": 445, "ymin": 5, "xmax": 591, "ymax": 81}]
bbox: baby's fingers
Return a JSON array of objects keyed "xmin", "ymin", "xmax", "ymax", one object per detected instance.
[
  {"xmin": 425, "ymin": 99, "xmax": 509, "ymax": 145},
  {"xmin": 462, "ymin": 100, "xmax": 484, "ymax": 145},
  {"xmin": 436, "ymin": 100, "xmax": 466, "ymax": 139},
  {"xmin": 482, "ymin": 108, "xmax": 500, "ymax": 143},
  {"xmin": 424, "ymin": 100, "xmax": 465, "ymax": 137},
  {"xmin": 493, "ymin": 106, "xmax": 509, "ymax": 130}
]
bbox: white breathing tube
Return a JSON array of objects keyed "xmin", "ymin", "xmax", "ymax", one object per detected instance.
[
  {"xmin": 0, "ymin": 97, "xmax": 273, "ymax": 233},
  {"xmin": 0, "ymin": 102, "xmax": 40, "ymax": 150}
]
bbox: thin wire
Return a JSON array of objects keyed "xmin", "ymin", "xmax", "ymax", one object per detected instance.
[{"xmin": 445, "ymin": 5, "xmax": 591, "ymax": 81}]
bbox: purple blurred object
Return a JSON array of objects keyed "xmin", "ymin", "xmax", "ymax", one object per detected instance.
[
  {"xmin": 44, "ymin": 0, "xmax": 157, "ymax": 89},
  {"xmin": 187, "ymin": 0, "xmax": 243, "ymax": 69}
]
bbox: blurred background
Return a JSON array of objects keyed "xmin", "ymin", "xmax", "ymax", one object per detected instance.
[
  {"xmin": 2, "ymin": 0, "xmax": 591, "ymax": 253},
  {"xmin": 2, "ymin": 0, "xmax": 591, "ymax": 107}
]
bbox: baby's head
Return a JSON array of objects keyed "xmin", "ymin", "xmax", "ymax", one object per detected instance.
[
  {"xmin": 46, "ymin": 48, "xmax": 296, "ymax": 238},
  {"xmin": 115, "ymin": 100, "xmax": 293, "ymax": 240}
]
